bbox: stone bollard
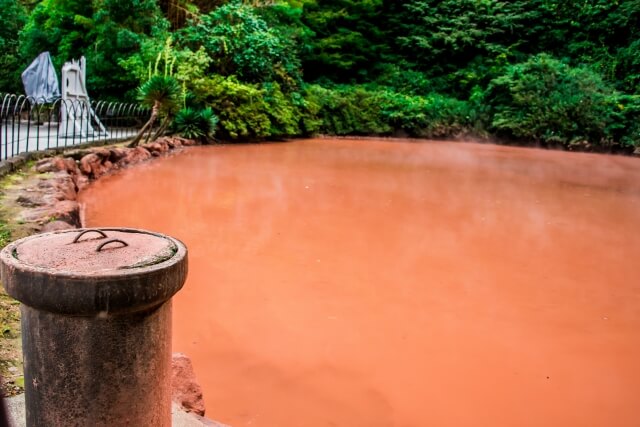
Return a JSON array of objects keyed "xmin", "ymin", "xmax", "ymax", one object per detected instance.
[{"xmin": 0, "ymin": 228, "xmax": 188, "ymax": 427}]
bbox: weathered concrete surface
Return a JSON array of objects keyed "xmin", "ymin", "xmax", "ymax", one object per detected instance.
[
  {"xmin": 4, "ymin": 393, "xmax": 24, "ymax": 427},
  {"xmin": 0, "ymin": 229, "xmax": 188, "ymax": 427},
  {"xmin": 18, "ymin": 304, "xmax": 174, "ymax": 426},
  {"xmin": 0, "ymin": 137, "xmax": 208, "ymax": 414},
  {"xmin": 3, "ymin": 395, "xmax": 229, "ymax": 427}
]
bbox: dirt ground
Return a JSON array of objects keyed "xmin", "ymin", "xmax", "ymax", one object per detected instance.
[
  {"xmin": 0, "ymin": 290, "xmax": 22, "ymax": 396},
  {"xmin": 0, "ymin": 165, "xmax": 52, "ymax": 397}
]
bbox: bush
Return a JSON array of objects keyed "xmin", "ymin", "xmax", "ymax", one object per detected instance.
[
  {"xmin": 137, "ymin": 75, "xmax": 181, "ymax": 113},
  {"xmin": 305, "ymin": 85, "xmax": 391, "ymax": 135},
  {"xmin": 192, "ymin": 75, "xmax": 308, "ymax": 140},
  {"xmin": 181, "ymin": 1, "xmax": 301, "ymax": 85},
  {"xmin": 173, "ymin": 107, "xmax": 218, "ymax": 141},
  {"xmin": 605, "ymin": 94, "xmax": 640, "ymax": 147},
  {"xmin": 484, "ymin": 54, "xmax": 639, "ymax": 147},
  {"xmin": 377, "ymin": 90, "xmax": 474, "ymax": 137},
  {"xmin": 304, "ymin": 84, "xmax": 474, "ymax": 137},
  {"xmin": 192, "ymin": 75, "xmax": 271, "ymax": 140}
]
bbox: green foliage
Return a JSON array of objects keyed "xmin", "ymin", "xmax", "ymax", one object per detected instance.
[
  {"xmin": 528, "ymin": 0, "xmax": 640, "ymax": 92},
  {"xmin": 18, "ymin": 0, "xmax": 168, "ymax": 98},
  {"xmin": 374, "ymin": 65, "xmax": 433, "ymax": 96},
  {"xmin": 305, "ymin": 85, "xmax": 390, "ymax": 135},
  {"xmin": 384, "ymin": 1, "xmax": 534, "ymax": 97},
  {"xmin": 484, "ymin": 54, "xmax": 639, "ymax": 147},
  {"xmin": 19, "ymin": 0, "xmax": 92, "ymax": 71},
  {"xmin": 88, "ymin": 0, "xmax": 168, "ymax": 97},
  {"xmin": 305, "ymin": 84, "xmax": 473, "ymax": 137},
  {"xmin": 129, "ymin": 74, "xmax": 181, "ymax": 146},
  {"xmin": 181, "ymin": 1, "xmax": 301, "ymax": 85},
  {"xmin": 300, "ymin": 0, "xmax": 385, "ymax": 82},
  {"xmin": 0, "ymin": 0, "xmax": 27, "ymax": 92},
  {"xmin": 603, "ymin": 94, "xmax": 640, "ymax": 147},
  {"xmin": 138, "ymin": 75, "xmax": 180, "ymax": 110},
  {"xmin": 190, "ymin": 74, "xmax": 323, "ymax": 140},
  {"xmin": 379, "ymin": 91, "xmax": 474, "ymax": 138},
  {"xmin": 0, "ymin": 221, "xmax": 11, "ymax": 249},
  {"xmin": 262, "ymin": 82, "xmax": 302, "ymax": 136},
  {"xmin": 173, "ymin": 107, "xmax": 218, "ymax": 140},
  {"xmin": 616, "ymin": 40, "xmax": 640, "ymax": 93},
  {"xmin": 6, "ymin": 0, "xmax": 640, "ymax": 149},
  {"xmin": 119, "ymin": 35, "xmax": 213, "ymax": 111},
  {"xmin": 192, "ymin": 75, "xmax": 272, "ymax": 140}
]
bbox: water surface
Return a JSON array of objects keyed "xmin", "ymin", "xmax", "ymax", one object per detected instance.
[{"xmin": 80, "ymin": 138, "xmax": 640, "ymax": 426}]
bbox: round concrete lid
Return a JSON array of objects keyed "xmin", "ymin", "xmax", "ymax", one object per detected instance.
[
  {"xmin": 14, "ymin": 228, "xmax": 178, "ymax": 274},
  {"xmin": 0, "ymin": 228, "xmax": 188, "ymax": 315}
]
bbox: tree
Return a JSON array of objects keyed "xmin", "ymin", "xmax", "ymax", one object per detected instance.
[
  {"xmin": 87, "ymin": 0, "xmax": 169, "ymax": 97},
  {"xmin": 129, "ymin": 75, "xmax": 181, "ymax": 147},
  {"xmin": 0, "ymin": 0, "xmax": 27, "ymax": 92},
  {"xmin": 19, "ymin": 0, "xmax": 168, "ymax": 99},
  {"xmin": 383, "ymin": 0, "xmax": 538, "ymax": 97},
  {"xmin": 484, "ymin": 54, "xmax": 625, "ymax": 146},
  {"xmin": 19, "ymin": 0, "xmax": 93, "ymax": 71},
  {"xmin": 300, "ymin": 0, "xmax": 385, "ymax": 82},
  {"xmin": 180, "ymin": 1, "xmax": 301, "ymax": 85}
]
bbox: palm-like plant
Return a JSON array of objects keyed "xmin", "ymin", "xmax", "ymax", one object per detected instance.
[
  {"xmin": 173, "ymin": 107, "xmax": 219, "ymax": 142},
  {"xmin": 196, "ymin": 107, "xmax": 219, "ymax": 140},
  {"xmin": 128, "ymin": 75, "xmax": 181, "ymax": 147}
]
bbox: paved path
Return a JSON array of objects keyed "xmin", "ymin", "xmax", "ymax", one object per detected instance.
[
  {"xmin": 3, "ymin": 394, "xmax": 229, "ymax": 427},
  {"xmin": 0, "ymin": 123, "xmax": 138, "ymax": 160}
]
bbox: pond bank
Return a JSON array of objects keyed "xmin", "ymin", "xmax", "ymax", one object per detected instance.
[
  {"xmin": 0, "ymin": 136, "xmax": 200, "ymax": 400},
  {"xmin": 3, "ymin": 136, "xmax": 640, "ymax": 426}
]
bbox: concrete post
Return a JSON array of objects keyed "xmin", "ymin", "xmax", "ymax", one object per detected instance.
[{"xmin": 0, "ymin": 228, "xmax": 188, "ymax": 427}]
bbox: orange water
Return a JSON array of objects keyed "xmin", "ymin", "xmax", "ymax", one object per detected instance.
[{"xmin": 79, "ymin": 139, "xmax": 640, "ymax": 426}]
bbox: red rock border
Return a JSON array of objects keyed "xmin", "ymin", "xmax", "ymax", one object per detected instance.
[
  {"xmin": 4, "ymin": 136, "xmax": 213, "ymax": 418},
  {"xmin": 20, "ymin": 136, "xmax": 200, "ymax": 233}
]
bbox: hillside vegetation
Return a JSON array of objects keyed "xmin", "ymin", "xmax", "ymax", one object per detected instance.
[{"xmin": 1, "ymin": 0, "xmax": 639, "ymax": 149}]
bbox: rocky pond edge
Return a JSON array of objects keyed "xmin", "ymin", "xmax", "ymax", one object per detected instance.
[
  {"xmin": 2, "ymin": 137, "xmax": 200, "ymax": 234},
  {"xmin": 0, "ymin": 137, "xmax": 226, "ymax": 424}
]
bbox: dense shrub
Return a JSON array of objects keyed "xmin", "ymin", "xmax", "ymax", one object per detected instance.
[
  {"xmin": 484, "ymin": 54, "xmax": 640, "ymax": 147},
  {"xmin": 6, "ymin": 0, "xmax": 639, "ymax": 149},
  {"xmin": 191, "ymin": 75, "xmax": 308, "ymax": 140},
  {"xmin": 305, "ymin": 85, "xmax": 391, "ymax": 135},
  {"xmin": 377, "ymin": 90, "xmax": 474, "ymax": 137},
  {"xmin": 0, "ymin": 0, "xmax": 27, "ymax": 93},
  {"xmin": 173, "ymin": 107, "xmax": 218, "ymax": 141},
  {"xmin": 181, "ymin": 1, "xmax": 301, "ymax": 86},
  {"xmin": 606, "ymin": 94, "xmax": 640, "ymax": 147},
  {"xmin": 192, "ymin": 75, "xmax": 271, "ymax": 140},
  {"xmin": 305, "ymin": 85, "xmax": 473, "ymax": 138}
]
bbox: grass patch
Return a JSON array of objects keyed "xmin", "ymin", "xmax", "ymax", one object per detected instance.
[
  {"xmin": 0, "ymin": 222, "xmax": 10, "ymax": 249},
  {"xmin": 0, "ymin": 215, "xmax": 22, "ymax": 396}
]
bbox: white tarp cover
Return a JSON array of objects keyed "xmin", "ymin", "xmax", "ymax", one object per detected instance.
[{"xmin": 21, "ymin": 52, "xmax": 60, "ymax": 103}]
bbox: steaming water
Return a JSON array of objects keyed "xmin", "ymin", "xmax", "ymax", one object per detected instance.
[{"xmin": 79, "ymin": 138, "xmax": 640, "ymax": 427}]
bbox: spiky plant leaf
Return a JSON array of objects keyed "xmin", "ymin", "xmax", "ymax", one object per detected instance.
[
  {"xmin": 137, "ymin": 75, "xmax": 181, "ymax": 112},
  {"xmin": 197, "ymin": 107, "xmax": 219, "ymax": 138},
  {"xmin": 173, "ymin": 107, "xmax": 219, "ymax": 140},
  {"xmin": 173, "ymin": 108, "xmax": 203, "ymax": 139}
]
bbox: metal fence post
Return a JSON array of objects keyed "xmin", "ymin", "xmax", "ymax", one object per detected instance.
[{"xmin": 0, "ymin": 93, "xmax": 151, "ymax": 160}]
